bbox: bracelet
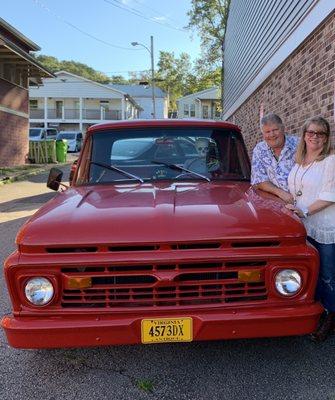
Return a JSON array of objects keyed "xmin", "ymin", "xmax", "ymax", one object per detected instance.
[{"xmin": 301, "ymin": 207, "xmax": 309, "ymax": 218}]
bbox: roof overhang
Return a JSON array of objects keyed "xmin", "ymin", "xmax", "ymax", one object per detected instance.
[{"xmin": 0, "ymin": 35, "xmax": 54, "ymax": 85}]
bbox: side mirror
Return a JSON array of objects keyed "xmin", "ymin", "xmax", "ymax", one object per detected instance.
[{"xmin": 47, "ymin": 167, "xmax": 63, "ymax": 191}]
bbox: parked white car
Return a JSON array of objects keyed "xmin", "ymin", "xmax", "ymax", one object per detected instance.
[
  {"xmin": 57, "ymin": 131, "xmax": 83, "ymax": 152},
  {"xmin": 29, "ymin": 128, "xmax": 58, "ymax": 141}
]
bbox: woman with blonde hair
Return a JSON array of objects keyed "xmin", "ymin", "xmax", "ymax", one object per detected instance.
[{"xmin": 286, "ymin": 116, "xmax": 335, "ymax": 341}]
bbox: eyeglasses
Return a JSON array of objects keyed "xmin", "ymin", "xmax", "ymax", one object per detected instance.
[{"xmin": 305, "ymin": 130, "xmax": 327, "ymax": 138}]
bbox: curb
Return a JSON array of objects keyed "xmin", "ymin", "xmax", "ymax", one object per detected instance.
[{"xmin": 0, "ymin": 161, "xmax": 72, "ymax": 187}]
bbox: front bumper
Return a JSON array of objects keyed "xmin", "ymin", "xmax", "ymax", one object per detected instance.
[{"xmin": 1, "ymin": 303, "xmax": 323, "ymax": 349}]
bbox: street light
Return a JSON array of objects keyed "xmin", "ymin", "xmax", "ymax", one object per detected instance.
[{"xmin": 131, "ymin": 36, "xmax": 156, "ymax": 119}]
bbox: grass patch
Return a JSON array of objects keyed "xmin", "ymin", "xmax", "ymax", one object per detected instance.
[
  {"xmin": 137, "ymin": 379, "xmax": 154, "ymax": 392},
  {"xmin": 0, "ymin": 165, "xmax": 40, "ymax": 176}
]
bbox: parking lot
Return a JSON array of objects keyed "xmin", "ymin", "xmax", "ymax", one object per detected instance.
[{"xmin": 1, "ymin": 167, "xmax": 335, "ymax": 400}]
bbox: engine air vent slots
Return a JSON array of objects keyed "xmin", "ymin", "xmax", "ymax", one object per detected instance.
[
  {"xmin": 46, "ymin": 247, "xmax": 98, "ymax": 253},
  {"xmin": 109, "ymin": 245, "xmax": 159, "ymax": 252},
  {"xmin": 171, "ymin": 243, "xmax": 221, "ymax": 250},
  {"xmin": 231, "ymin": 241, "xmax": 280, "ymax": 248}
]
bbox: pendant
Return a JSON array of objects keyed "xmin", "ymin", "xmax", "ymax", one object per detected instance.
[{"xmin": 296, "ymin": 190, "xmax": 302, "ymax": 196}]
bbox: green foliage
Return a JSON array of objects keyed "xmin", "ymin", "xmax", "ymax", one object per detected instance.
[
  {"xmin": 137, "ymin": 379, "xmax": 154, "ymax": 392},
  {"xmin": 156, "ymin": 51, "xmax": 192, "ymax": 110},
  {"xmin": 154, "ymin": 51, "xmax": 220, "ymax": 111},
  {"xmin": 34, "ymin": 54, "xmax": 111, "ymax": 84},
  {"xmin": 187, "ymin": 0, "xmax": 231, "ymax": 65},
  {"xmin": 109, "ymin": 75, "xmax": 130, "ymax": 84}
]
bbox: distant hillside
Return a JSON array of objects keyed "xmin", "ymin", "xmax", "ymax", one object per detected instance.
[{"xmin": 33, "ymin": 54, "xmax": 124, "ymax": 84}]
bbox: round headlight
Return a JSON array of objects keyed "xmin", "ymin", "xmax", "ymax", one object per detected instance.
[
  {"xmin": 25, "ymin": 277, "xmax": 54, "ymax": 305},
  {"xmin": 275, "ymin": 269, "xmax": 302, "ymax": 296}
]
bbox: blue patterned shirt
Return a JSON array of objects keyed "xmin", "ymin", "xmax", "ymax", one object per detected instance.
[{"xmin": 251, "ymin": 135, "xmax": 299, "ymax": 191}]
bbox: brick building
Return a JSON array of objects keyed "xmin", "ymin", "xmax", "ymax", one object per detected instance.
[
  {"xmin": 0, "ymin": 18, "xmax": 53, "ymax": 167},
  {"xmin": 223, "ymin": 1, "xmax": 335, "ymax": 154}
]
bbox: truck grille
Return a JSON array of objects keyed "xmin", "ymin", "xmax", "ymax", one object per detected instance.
[{"xmin": 61, "ymin": 262, "xmax": 267, "ymax": 308}]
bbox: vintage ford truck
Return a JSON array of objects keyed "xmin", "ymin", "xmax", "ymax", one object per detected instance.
[{"xmin": 1, "ymin": 120, "xmax": 323, "ymax": 348}]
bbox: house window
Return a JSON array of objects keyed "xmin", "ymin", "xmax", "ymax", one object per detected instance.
[
  {"xmin": 55, "ymin": 101, "xmax": 63, "ymax": 119},
  {"xmin": 202, "ymin": 105, "xmax": 209, "ymax": 119},
  {"xmin": 190, "ymin": 104, "xmax": 195, "ymax": 117},
  {"xmin": 29, "ymin": 100, "xmax": 38, "ymax": 109},
  {"xmin": 100, "ymin": 101, "xmax": 109, "ymax": 111},
  {"xmin": 183, "ymin": 104, "xmax": 189, "ymax": 117}
]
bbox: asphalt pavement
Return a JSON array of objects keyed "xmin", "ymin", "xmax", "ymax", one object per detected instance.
[{"xmin": 0, "ymin": 167, "xmax": 334, "ymax": 400}]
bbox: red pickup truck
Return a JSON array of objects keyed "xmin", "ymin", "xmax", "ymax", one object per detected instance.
[{"xmin": 1, "ymin": 120, "xmax": 322, "ymax": 348}]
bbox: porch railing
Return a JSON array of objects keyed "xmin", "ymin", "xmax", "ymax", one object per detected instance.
[
  {"xmin": 30, "ymin": 108, "xmax": 123, "ymax": 120},
  {"xmin": 30, "ymin": 109, "xmax": 45, "ymax": 119}
]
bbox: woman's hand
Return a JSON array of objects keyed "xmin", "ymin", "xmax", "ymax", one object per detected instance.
[
  {"xmin": 278, "ymin": 190, "xmax": 295, "ymax": 204},
  {"xmin": 285, "ymin": 203, "xmax": 304, "ymax": 218}
]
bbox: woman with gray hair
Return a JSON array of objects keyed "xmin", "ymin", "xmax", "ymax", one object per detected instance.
[{"xmin": 286, "ymin": 116, "xmax": 335, "ymax": 341}]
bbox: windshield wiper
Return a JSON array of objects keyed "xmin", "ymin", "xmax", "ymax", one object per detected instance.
[
  {"xmin": 151, "ymin": 160, "xmax": 210, "ymax": 182},
  {"xmin": 89, "ymin": 161, "xmax": 144, "ymax": 183}
]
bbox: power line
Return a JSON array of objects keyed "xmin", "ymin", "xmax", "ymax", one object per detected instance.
[
  {"xmin": 32, "ymin": 0, "xmax": 141, "ymax": 51},
  {"xmin": 131, "ymin": 0, "xmax": 184, "ymax": 27},
  {"xmin": 102, "ymin": 0, "xmax": 187, "ymax": 32}
]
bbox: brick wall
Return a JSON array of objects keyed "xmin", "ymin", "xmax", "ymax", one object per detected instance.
[
  {"xmin": 0, "ymin": 80, "xmax": 29, "ymax": 167},
  {"xmin": 228, "ymin": 12, "xmax": 335, "ymax": 156}
]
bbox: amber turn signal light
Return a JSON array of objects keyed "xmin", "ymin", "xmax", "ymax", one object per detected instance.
[
  {"xmin": 238, "ymin": 270, "xmax": 262, "ymax": 282},
  {"xmin": 64, "ymin": 276, "xmax": 92, "ymax": 289}
]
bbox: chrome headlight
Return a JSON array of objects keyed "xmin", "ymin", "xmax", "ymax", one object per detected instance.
[
  {"xmin": 25, "ymin": 277, "xmax": 54, "ymax": 305},
  {"xmin": 275, "ymin": 269, "xmax": 302, "ymax": 296}
]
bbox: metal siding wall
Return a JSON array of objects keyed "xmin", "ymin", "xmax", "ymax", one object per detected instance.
[
  {"xmin": 224, "ymin": 0, "xmax": 315, "ymax": 110},
  {"xmin": 30, "ymin": 77, "xmax": 122, "ymax": 99}
]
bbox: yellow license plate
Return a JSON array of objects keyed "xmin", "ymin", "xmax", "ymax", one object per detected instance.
[{"xmin": 141, "ymin": 317, "xmax": 193, "ymax": 344}]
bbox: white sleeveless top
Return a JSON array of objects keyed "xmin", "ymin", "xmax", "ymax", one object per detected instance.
[{"xmin": 288, "ymin": 155, "xmax": 335, "ymax": 244}]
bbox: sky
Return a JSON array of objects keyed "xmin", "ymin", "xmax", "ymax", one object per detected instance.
[{"xmin": 1, "ymin": 0, "xmax": 202, "ymax": 78}]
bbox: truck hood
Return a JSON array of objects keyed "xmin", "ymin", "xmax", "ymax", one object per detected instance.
[{"xmin": 17, "ymin": 182, "xmax": 305, "ymax": 246}]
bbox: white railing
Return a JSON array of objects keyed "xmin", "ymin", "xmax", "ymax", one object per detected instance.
[{"xmin": 30, "ymin": 108, "xmax": 123, "ymax": 120}]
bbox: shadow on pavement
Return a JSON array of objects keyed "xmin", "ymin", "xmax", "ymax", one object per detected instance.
[
  {"xmin": 0, "ymin": 192, "xmax": 57, "ymax": 213},
  {"xmin": 25, "ymin": 164, "xmax": 70, "ymax": 184}
]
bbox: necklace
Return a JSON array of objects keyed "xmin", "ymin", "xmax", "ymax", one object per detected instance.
[{"xmin": 293, "ymin": 161, "xmax": 315, "ymax": 199}]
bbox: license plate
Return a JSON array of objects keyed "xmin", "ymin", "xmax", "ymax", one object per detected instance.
[{"xmin": 141, "ymin": 317, "xmax": 193, "ymax": 344}]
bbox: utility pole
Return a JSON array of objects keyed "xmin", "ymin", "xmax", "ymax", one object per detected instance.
[
  {"xmin": 150, "ymin": 36, "xmax": 156, "ymax": 119},
  {"xmin": 131, "ymin": 36, "xmax": 156, "ymax": 119}
]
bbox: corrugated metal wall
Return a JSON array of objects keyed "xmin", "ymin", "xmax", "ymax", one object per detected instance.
[{"xmin": 224, "ymin": 0, "xmax": 316, "ymax": 111}]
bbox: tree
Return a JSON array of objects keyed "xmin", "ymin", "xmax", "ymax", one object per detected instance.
[
  {"xmin": 109, "ymin": 75, "xmax": 129, "ymax": 84},
  {"xmin": 193, "ymin": 59, "xmax": 221, "ymax": 91},
  {"xmin": 33, "ymin": 54, "xmax": 112, "ymax": 84},
  {"xmin": 156, "ymin": 51, "xmax": 193, "ymax": 111},
  {"xmin": 187, "ymin": 0, "xmax": 231, "ymax": 108}
]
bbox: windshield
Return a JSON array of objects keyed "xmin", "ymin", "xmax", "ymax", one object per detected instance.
[
  {"xmin": 29, "ymin": 129, "xmax": 42, "ymax": 137},
  {"xmin": 77, "ymin": 127, "xmax": 250, "ymax": 184},
  {"xmin": 58, "ymin": 133, "xmax": 76, "ymax": 140}
]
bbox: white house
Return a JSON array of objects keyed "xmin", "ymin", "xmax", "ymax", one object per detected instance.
[
  {"xmin": 109, "ymin": 84, "xmax": 168, "ymax": 119},
  {"xmin": 29, "ymin": 71, "xmax": 141, "ymax": 133},
  {"xmin": 177, "ymin": 87, "xmax": 221, "ymax": 119}
]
